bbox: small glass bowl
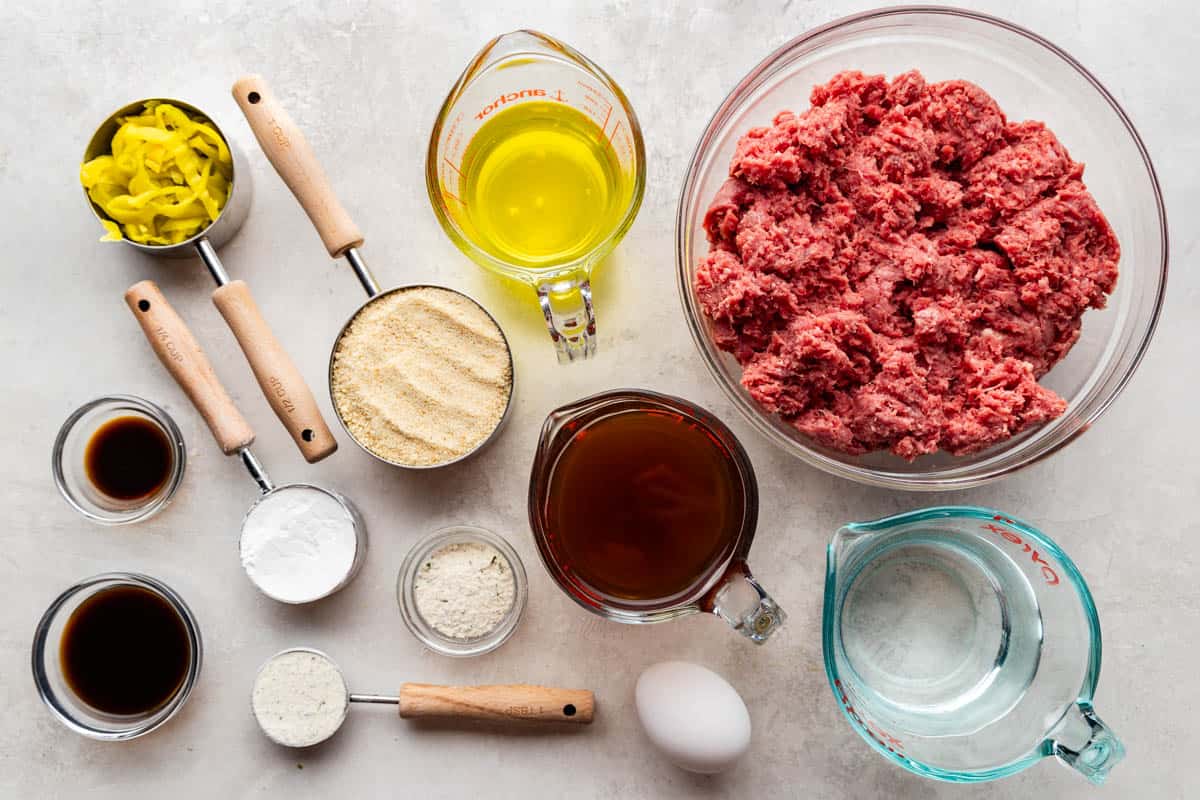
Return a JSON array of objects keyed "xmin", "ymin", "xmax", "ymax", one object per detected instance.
[
  {"xmin": 31, "ymin": 572, "xmax": 203, "ymax": 740},
  {"xmin": 52, "ymin": 395, "xmax": 186, "ymax": 524},
  {"xmin": 397, "ymin": 525, "xmax": 527, "ymax": 657}
]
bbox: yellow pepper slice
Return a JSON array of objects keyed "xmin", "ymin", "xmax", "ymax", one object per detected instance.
[{"xmin": 81, "ymin": 102, "xmax": 233, "ymax": 244}]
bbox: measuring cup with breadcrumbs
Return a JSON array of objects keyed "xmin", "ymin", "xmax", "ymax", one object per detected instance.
[{"xmin": 427, "ymin": 30, "xmax": 646, "ymax": 363}]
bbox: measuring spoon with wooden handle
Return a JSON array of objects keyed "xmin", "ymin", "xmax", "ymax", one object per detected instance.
[{"xmin": 252, "ymin": 647, "xmax": 594, "ymax": 747}]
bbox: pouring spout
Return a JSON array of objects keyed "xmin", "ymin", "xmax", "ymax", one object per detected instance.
[{"xmin": 826, "ymin": 524, "xmax": 878, "ymax": 580}]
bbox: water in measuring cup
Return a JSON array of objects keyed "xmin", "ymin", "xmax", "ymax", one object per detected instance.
[
  {"xmin": 839, "ymin": 529, "xmax": 1043, "ymax": 737},
  {"xmin": 454, "ymin": 101, "xmax": 631, "ymax": 269}
]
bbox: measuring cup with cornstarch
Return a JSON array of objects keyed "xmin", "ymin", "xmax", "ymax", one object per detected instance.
[
  {"xmin": 125, "ymin": 281, "xmax": 366, "ymax": 604},
  {"xmin": 251, "ymin": 648, "xmax": 594, "ymax": 747}
]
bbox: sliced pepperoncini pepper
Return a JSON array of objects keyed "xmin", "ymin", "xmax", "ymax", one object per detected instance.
[{"xmin": 81, "ymin": 102, "xmax": 233, "ymax": 245}]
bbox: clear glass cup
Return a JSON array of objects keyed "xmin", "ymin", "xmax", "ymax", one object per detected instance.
[
  {"xmin": 52, "ymin": 395, "xmax": 186, "ymax": 524},
  {"xmin": 396, "ymin": 525, "xmax": 528, "ymax": 658},
  {"xmin": 823, "ymin": 507, "xmax": 1123, "ymax": 784},
  {"xmin": 31, "ymin": 572, "xmax": 203, "ymax": 740},
  {"xmin": 529, "ymin": 390, "xmax": 785, "ymax": 643},
  {"xmin": 675, "ymin": 7, "xmax": 1168, "ymax": 489},
  {"xmin": 427, "ymin": 29, "xmax": 647, "ymax": 363}
]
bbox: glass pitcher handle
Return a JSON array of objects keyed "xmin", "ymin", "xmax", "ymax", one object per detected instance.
[
  {"xmin": 1050, "ymin": 703, "xmax": 1125, "ymax": 785},
  {"xmin": 537, "ymin": 275, "xmax": 596, "ymax": 364},
  {"xmin": 707, "ymin": 565, "xmax": 786, "ymax": 644}
]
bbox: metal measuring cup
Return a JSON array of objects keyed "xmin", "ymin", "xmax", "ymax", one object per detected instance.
[
  {"xmin": 230, "ymin": 76, "xmax": 514, "ymax": 470},
  {"xmin": 251, "ymin": 647, "xmax": 594, "ymax": 748},
  {"xmin": 125, "ymin": 280, "xmax": 366, "ymax": 604},
  {"xmin": 84, "ymin": 98, "xmax": 337, "ymax": 463}
]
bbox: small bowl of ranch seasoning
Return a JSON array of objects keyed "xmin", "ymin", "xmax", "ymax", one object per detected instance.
[{"xmin": 397, "ymin": 525, "xmax": 527, "ymax": 657}]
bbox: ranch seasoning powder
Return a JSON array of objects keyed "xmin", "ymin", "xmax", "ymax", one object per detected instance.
[{"xmin": 413, "ymin": 541, "xmax": 516, "ymax": 640}]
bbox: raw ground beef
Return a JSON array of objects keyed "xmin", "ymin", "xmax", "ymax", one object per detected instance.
[{"xmin": 695, "ymin": 70, "xmax": 1119, "ymax": 459}]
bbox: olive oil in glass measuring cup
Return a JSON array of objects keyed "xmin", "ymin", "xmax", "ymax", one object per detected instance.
[{"xmin": 427, "ymin": 30, "xmax": 646, "ymax": 363}]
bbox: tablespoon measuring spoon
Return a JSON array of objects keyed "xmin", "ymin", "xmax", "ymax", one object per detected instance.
[
  {"xmin": 125, "ymin": 280, "xmax": 366, "ymax": 603},
  {"xmin": 251, "ymin": 647, "xmax": 594, "ymax": 747}
]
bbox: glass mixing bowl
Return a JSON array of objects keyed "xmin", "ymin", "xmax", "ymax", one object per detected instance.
[{"xmin": 675, "ymin": 6, "xmax": 1167, "ymax": 491}]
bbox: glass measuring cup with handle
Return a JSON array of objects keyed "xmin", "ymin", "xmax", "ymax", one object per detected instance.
[
  {"xmin": 528, "ymin": 390, "xmax": 785, "ymax": 643},
  {"xmin": 427, "ymin": 30, "xmax": 647, "ymax": 363},
  {"xmin": 823, "ymin": 506, "xmax": 1124, "ymax": 784}
]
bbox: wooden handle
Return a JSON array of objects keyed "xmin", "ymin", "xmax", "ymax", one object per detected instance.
[
  {"xmin": 398, "ymin": 684, "xmax": 595, "ymax": 725},
  {"xmin": 211, "ymin": 280, "xmax": 337, "ymax": 462},
  {"xmin": 232, "ymin": 74, "xmax": 364, "ymax": 257},
  {"xmin": 125, "ymin": 280, "xmax": 255, "ymax": 456}
]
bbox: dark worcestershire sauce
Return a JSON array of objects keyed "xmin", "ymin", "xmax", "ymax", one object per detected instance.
[
  {"xmin": 84, "ymin": 416, "xmax": 172, "ymax": 501},
  {"xmin": 546, "ymin": 409, "xmax": 743, "ymax": 601},
  {"xmin": 60, "ymin": 585, "xmax": 190, "ymax": 715}
]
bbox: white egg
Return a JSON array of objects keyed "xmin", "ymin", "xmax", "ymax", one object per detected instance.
[{"xmin": 635, "ymin": 661, "xmax": 752, "ymax": 774}]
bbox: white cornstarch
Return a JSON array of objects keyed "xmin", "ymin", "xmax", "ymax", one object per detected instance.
[
  {"xmin": 239, "ymin": 486, "xmax": 359, "ymax": 604},
  {"xmin": 414, "ymin": 541, "xmax": 516, "ymax": 640},
  {"xmin": 252, "ymin": 650, "xmax": 348, "ymax": 747},
  {"xmin": 330, "ymin": 287, "xmax": 513, "ymax": 467}
]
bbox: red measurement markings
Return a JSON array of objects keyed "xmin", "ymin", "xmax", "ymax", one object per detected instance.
[
  {"xmin": 442, "ymin": 188, "xmax": 466, "ymax": 208},
  {"xmin": 442, "ymin": 157, "xmax": 463, "ymax": 177},
  {"xmin": 608, "ymin": 119, "xmax": 624, "ymax": 146},
  {"xmin": 982, "ymin": 522, "xmax": 1060, "ymax": 586},
  {"xmin": 834, "ymin": 679, "xmax": 906, "ymax": 756},
  {"xmin": 575, "ymin": 80, "xmax": 610, "ymax": 120}
]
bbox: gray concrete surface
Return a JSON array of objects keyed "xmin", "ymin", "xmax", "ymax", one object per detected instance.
[{"xmin": 1, "ymin": 1, "xmax": 1196, "ymax": 797}]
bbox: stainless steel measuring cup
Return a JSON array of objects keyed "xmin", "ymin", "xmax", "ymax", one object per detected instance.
[
  {"xmin": 427, "ymin": 30, "xmax": 647, "ymax": 364},
  {"xmin": 126, "ymin": 280, "xmax": 366, "ymax": 604},
  {"xmin": 251, "ymin": 647, "xmax": 594, "ymax": 747},
  {"xmin": 823, "ymin": 506, "xmax": 1123, "ymax": 785},
  {"xmin": 84, "ymin": 98, "xmax": 337, "ymax": 463},
  {"xmin": 230, "ymin": 76, "xmax": 514, "ymax": 470}
]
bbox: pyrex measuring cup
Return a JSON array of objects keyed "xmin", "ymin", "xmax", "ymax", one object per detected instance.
[
  {"xmin": 83, "ymin": 99, "xmax": 337, "ymax": 463},
  {"xmin": 427, "ymin": 30, "xmax": 646, "ymax": 363},
  {"xmin": 823, "ymin": 507, "xmax": 1123, "ymax": 784},
  {"xmin": 529, "ymin": 390, "xmax": 785, "ymax": 643}
]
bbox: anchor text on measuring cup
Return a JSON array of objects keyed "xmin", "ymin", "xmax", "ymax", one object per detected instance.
[
  {"xmin": 475, "ymin": 89, "xmax": 550, "ymax": 120},
  {"xmin": 982, "ymin": 519, "xmax": 1061, "ymax": 587}
]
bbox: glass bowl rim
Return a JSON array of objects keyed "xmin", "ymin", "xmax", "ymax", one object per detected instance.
[
  {"xmin": 674, "ymin": 4, "xmax": 1169, "ymax": 491},
  {"xmin": 51, "ymin": 394, "xmax": 187, "ymax": 524},
  {"xmin": 30, "ymin": 571, "xmax": 203, "ymax": 741},
  {"xmin": 396, "ymin": 525, "xmax": 528, "ymax": 658}
]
